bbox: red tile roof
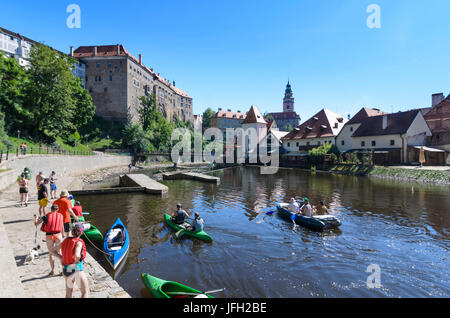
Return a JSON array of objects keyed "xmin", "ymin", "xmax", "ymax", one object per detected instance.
[
  {"xmin": 74, "ymin": 44, "xmax": 191, "ymax": 98},
  {"xmin": 242, "ymin": 106, "xmax": 267, "ymax": 124},
  {"xmin": 282, "ymin": 109, "xmax": 346, "ymax": 140},
  {"xmin": 351, "ymin": 109, "xmax": 420, "ymax": 137},
  {"xmin": 347, "ymin": 107, "xmax": 388, "ymax": 125},
  {"xmin": 215, "ymin": 110, "xmax": 246, "ymax": 120},
  {"xmin": 424, "ymin": 94, "xmax": 450, "ymax": 122}
]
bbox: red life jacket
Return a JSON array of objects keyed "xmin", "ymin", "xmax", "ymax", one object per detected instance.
[
  {"xmin": 72, "ymin": 205, "xmax": 83, "ymax": 217},
  {"xmin": 41, "ymin": 212, "xmax": 63, "ymax": 234},
  {"xmin": 61, "ymin": 237, "xmax": 86, "ymax": 266}
]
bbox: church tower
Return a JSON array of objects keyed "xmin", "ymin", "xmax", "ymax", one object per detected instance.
[{"xmin": 283, "ymin": 81, "xmax": 294, "ymax": 112}]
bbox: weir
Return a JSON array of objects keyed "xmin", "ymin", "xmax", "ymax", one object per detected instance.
[{"xmin": 162, "ymin": 171, "xmax": 220, "ymax": 184}]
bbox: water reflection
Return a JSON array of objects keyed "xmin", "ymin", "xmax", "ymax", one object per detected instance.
[{"xmin": 81, "ymin": 166, "xmax": 449, "ymax": 298}]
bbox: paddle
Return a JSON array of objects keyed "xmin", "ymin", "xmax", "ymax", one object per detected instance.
[
  {"xmin": 166, "ymin": 288, "xmax": 226, "ymax": 297},
  {"xmin": 290, "ymin": 212, "xmax": 300, "ymax": 231},
  {"xmin": 82, "ymin": 212, "xmax": 90, "ymax": 216},
  {"xmin": 175, "ymin": 228, "xmax": 186, "ymax": 239},
  {"xmin": 253, "ymin": 206, "xmax": 276, "ymax": 222}
]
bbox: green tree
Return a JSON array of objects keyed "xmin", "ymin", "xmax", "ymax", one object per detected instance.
[
  {"xmin": 23, "ymin": 44, "xmax": 94, "ymax": 142},
  {"xmin": 138, "ymin": 94, "xmax": 175, "ymax": 151},
  {"xmin": 0, "ymin": 111, "xmax": 12, "ymax": 149},
  {"xmin": 71, "ymin": 76, "xmax": 95, "ymax": 128},
  {"xmin": 121, "ymin": 123, "xmax": 152, "ymax": 154},
  {"xmin": 202, "ymin": 108, "xmax": 215, "ymax": 128},
  {"xmin": 309, "ymin": 143, "xmax": 341, "ymax": 165},
  {"xmin": 0, "ymin": 52, "xmax": 29, "ymax": 133}
]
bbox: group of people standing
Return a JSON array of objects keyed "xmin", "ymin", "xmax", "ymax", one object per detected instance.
[
  {"xmin": 288, "ymin": 197, "xmax": 329, "ymax": 217},
  {"xmin": 31, "ymin": 170, "xmax": 89, "ymax": 298}
]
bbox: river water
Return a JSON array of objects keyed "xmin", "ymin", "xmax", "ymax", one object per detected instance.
[{"xmin": 81, "ymin": 166, "xmax": 449, "ymax": 298}]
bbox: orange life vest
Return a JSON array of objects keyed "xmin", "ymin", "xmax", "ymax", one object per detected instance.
[
  {"xmin": 61, "ymin": 237, "xmax": 86, "ymax": 266},
  {"xmin": 41, "ymin": 212, "xmax": 63, "ymax": 234}
]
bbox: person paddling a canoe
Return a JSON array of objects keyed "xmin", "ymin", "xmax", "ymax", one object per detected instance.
[
  {"xmin": 187, "ymin": 212, "xmax": 205, "ymax": 233},
  {"xmin": 171, "ymin": 203, "xmax": 190, "ymax": 225},
  {"xmin": 288, "ymin": 198, "xmax": 300, "ymax": 213},
  {"xmin": 300, "ymin": 198, "xmax": 313, "ymax": 217},
  {"xmin": 315, "ymin": 201, "xmax": 328, "ymax": 215}
]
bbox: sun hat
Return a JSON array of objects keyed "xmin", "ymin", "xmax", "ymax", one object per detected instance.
[{"xmin": 60, "ymin": 190, "xmax": 69, "ymax": 197}]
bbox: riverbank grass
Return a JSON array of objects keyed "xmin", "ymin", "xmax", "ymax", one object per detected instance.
[{"xmin": 330, "ymin": 164, "xmax": 450, "ymax": 184}]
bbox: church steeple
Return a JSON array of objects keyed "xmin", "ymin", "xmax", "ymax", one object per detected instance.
[{"xmin": 283, "ymin": 81, "xmax": 294, "ymax": 112}]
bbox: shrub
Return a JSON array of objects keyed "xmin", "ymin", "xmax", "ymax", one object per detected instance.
[{"xmin": 309, "ymin": 143, "xmax": 341, "ymax": 165}]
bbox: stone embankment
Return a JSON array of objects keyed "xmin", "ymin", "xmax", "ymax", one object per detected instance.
[{"xmin": 0, "ymin": 155, "xmax": 133, "ymax": 298}]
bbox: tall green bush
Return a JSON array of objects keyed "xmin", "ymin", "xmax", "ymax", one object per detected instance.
[{"xmin": 309, "ymin": 143, "xmax": 341, "ymax": 165}]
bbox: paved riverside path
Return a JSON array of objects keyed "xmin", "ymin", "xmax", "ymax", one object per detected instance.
[{"xmin": 0, "ymin": 176, "xmax": 130, "ymax": 298}]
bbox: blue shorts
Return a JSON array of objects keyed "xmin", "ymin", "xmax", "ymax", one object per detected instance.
[
  {"xmin": 63, "ymin": 262, "xmax": 83, "ymax": 277},
  {"xmin": 50, "ymin": 183, "xmax": 57, "ymax": 191}
]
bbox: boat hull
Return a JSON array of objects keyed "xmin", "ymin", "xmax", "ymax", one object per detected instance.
[
  {"xmin": 277, "ymin": 203, "xmax": 342, "ymax": 230},
  {"xmin": 277, "ymin": 204, "xmax": 326, "ymax": 231},
  {"xmin": 103, "ymin": 218, "xmax": 130, "ymax": 270},
  {"xmin": 141, "ymin": 273, "xmax": 213, "ymax": 299},
  {"xmin": 71, "ymin": 216, "xmax": 103, "ymax": 242},
  {"xmin": 164, "ymin": 214, "xmax": 212, "ymax": 243}
]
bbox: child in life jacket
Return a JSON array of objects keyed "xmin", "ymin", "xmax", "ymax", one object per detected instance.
[{"xmin": 51, "ymin": 224, "xmax": 90, "ymax": 298}]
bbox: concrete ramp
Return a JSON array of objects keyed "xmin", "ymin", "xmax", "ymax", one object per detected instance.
[
  {"xmin": 120, "ymin": 174, "xmax": 168, "ymax": 196},
  {"xmin": 163, "ymin": 171, "xmax": 220, "ymax": 184}
]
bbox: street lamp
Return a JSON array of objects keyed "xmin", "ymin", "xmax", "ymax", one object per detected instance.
[{"xmin": 17, "ymin": 130, "xmax": 20, "ymax": 153}]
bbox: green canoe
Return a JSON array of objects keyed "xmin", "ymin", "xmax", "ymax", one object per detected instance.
[
  {"xmin": 164, "ymin": 214, "xmax": 212, "ymax": 243},
  {"xmin": 141, "ymin": 273, "xmax": 214, "ymax": 299},
  {"xmin": 71, "ymin": 216, "xmax": 103, "ymax": 242}
]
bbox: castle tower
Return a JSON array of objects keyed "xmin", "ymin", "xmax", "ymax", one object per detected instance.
[{"xmin": 283, "ymin": 81, "xmax": 294, "ymax": 112}]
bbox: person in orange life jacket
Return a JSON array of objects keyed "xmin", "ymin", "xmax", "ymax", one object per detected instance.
[
  {"xmin": 51, "ymin": 224, "xmax": 90, "ymax": 298},
  {"xmin": 72, "ymin": 201, "xmax": 83, "ymax": 217},
  {"xmin": 54, "ymin": 190, "xmax": 79, "ymax": 238},
  {"xmin": 34, "ymin": 204, "xmax": 64, "ymax": 276}
]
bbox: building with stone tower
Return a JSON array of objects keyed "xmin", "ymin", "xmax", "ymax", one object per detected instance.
[{"xmin": 268, "ymin": 81, "xmax": 301, "ymax": 131}]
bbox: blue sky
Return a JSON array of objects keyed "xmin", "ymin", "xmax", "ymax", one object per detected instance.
[{"xmin": 1, "ymin": 0, "xmax": 450, "ymax": 120}]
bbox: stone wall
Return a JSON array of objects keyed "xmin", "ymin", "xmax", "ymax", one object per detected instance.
[{"xmin": 0, "ymin": 154, "xmax": 132, "ymax": 191}]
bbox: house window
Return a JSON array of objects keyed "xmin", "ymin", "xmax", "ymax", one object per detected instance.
[
  {"xmin": 341, "ymin": 140, "xmax": 345, "ymax": 146},
  {"xmin": 350, "ymin": 127, "xmax": 354, "ymax": 132},
  {"xmin": 96, "ymin": 63, "xmax": 100, "ymax": 68},
  {"xmin": 306, "ymin": 142, "xmax": 310, "ymax": 146},
  {"xmin": 108, "ymin": 63, "xmax": 112, "ymax": 68},
  {"xmin": 104, "ymin": 87, "xmax": 108, "ymax": 93},
  {"xmin": 109, "ymin": 76, "xmax": 113, "ymax": 81},
  {"xmin": 287, "ymin": 142, "xmax": 290, "ymax": 147},
  {"xmin": 372, "ymin": 141, "xmax": 376, "ymax": 146},
  {"xmin": 361, "ymin": 141, "xmax": 365, "ymax": 147},
  {"xmin": 390, "ymin": 140, "xmax": 395, "ymax": 146},
  {"xmin": 98, "ymin": 76, "xmax": 101, "ymax": 82}
]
